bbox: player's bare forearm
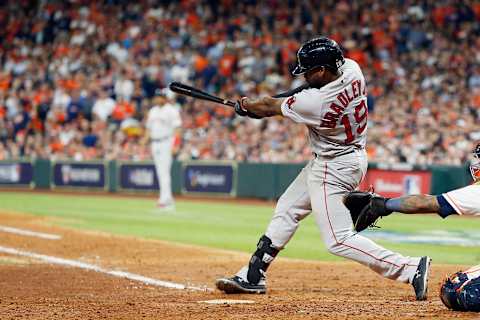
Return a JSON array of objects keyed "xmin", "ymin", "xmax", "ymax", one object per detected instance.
[
  {"xmin": 141, "ymin": 130, "xmax": 150, "ymax": 145},
  {"xmin": 388, "ymin": 195, "xmax": 440, "ymax": 214},
  {"xmin": 243, "ymin": 96, "xmax": 283, "ymax": 118}
]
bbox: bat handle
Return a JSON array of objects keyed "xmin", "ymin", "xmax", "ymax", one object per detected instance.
[{"xmin": 224, "ymin": 100, "xmax": 236, "ymax": 107}]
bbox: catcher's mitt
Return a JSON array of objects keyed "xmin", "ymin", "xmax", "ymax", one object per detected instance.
[{"xmin": 343, "ymin": 191, "xmax": 393, "ymax": 232}]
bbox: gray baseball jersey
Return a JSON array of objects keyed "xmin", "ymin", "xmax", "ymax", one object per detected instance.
[
  {"xmin": 234, "ymin": 58, "xmax": 422, "ymax": 285},
  {"xmin": 281, "ymin": 58, "xmax": 368, "ymax": 157}
]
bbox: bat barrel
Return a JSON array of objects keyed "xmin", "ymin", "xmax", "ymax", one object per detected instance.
[{"xmin": 169, "ymin": 82, "xmax": 236, "ymax": 108}]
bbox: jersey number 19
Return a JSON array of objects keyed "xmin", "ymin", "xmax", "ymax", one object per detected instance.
[{"xmin": 340, "ymin": 100, "xmax": 368, "ymax": 144}]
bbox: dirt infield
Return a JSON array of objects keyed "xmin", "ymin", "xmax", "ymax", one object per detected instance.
[{"xmin": 0, "ymin": 211, "xmax": 478, "ymax": 320}]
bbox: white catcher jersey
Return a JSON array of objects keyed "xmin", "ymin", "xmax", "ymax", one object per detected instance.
[
  {"xmin": 146, "ymin": 103, "xmax": 182, "ymax": 139},
  {"xmin": 443, "ymin": 182, "xmax": 480, "ymax": 216},
  {"xmin": 462, "ymin": 265, "xmax": 480, "ymax": 279},
  {"xmin": 281, "ymin": 58, "xmax": 368, "ymax": 157}
]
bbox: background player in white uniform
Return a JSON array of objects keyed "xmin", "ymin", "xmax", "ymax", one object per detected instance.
[
  {"xmin": 356, "ymin": 143, "xmax": 480, "ymax": 219},
  {"xmin": 216, "ymin": 37, "xmax": 430, "ymax": 300},
  {"xmin": 145, "ymin": 89, "xmax": 182, "ymax": 209}
]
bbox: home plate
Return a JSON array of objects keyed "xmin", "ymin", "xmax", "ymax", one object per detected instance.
[{"xmin": 198, "ymin": 299, "xmax": 255, "ymax": 305}]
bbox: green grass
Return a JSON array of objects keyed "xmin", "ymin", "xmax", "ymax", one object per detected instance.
[{"xmin": 0, "ymin": 192, "xmax": 479, "ymax": 264}]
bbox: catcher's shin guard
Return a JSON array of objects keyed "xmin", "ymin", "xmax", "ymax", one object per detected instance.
[{"xmin": 247, "ymin": 235, "xmax": 279, "ymax": 284}]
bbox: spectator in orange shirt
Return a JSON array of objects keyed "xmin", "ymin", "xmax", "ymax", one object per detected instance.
[
  {"xmin": 111, "ymin": 97, "xmax": 135, "ymax": 123},
  {"xmin": 218, "ymin": 50, "xmax": 236, "ymax": 77}
]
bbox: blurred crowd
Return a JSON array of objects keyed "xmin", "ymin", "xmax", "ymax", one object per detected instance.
[{"xmin": 0, "ymin": 0, "xmax": 479, "ymax": 165}]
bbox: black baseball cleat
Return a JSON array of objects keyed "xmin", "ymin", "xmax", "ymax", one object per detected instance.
[
  {"xmin": 412, "ymin": 256, "xmax": 432, "ymax": 301},
  {"xmin": 215, "ymin": 276, "xmax": 266, "ymax": 294}
]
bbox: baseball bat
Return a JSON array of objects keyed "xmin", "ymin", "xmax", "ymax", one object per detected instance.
[
  {"xmin": 169, "ymin": 82, "xmax": 236, "ymax": 108},
  {"xmin": 272, "ymin": 83, "xmax": 310, "ymax": 98},
  {"xmin": 169, "ymin": 81, "xmax": 310, "ymax": 107}
]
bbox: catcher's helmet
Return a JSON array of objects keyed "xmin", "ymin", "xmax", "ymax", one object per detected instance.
[
  {"xmin": 292, "ymin": 37, "xmax": 345, "ymax": 76},
  {"xmin": 470, "ymin": 143, "xmax": 480, "ymax": 181}
]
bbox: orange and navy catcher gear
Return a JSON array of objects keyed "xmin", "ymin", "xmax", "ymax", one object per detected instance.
[
  {"xmin": 470, "ymin": 143, "xmax": 480, "ymax": 181},
  {"xmin": 440, "ymin": 267, "xmax": 480, "ymax": 312}
]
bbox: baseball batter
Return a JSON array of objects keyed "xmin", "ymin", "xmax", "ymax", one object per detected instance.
[
  {"xmin": 146, "ymin": 89, "xmax": 182, "ymax": 209},
  {"xmin": 216, "ymin": 37, "xmax": 430, "ymax": 300}
]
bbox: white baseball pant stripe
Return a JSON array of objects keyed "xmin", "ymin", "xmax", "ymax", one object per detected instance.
[{"xmin": 265, "ymin": 150, "xmax": 420, "ymax": 283}]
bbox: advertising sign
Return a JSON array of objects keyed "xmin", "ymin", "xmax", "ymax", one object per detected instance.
[
  {"xmin": 359, "ymin": 169, "xmax": 432, "ymax": 198},
  {"xmin": 182, "ymin": 163, "xmax": 236, "ymax": 196},
  {"xmin": 0, "ymin": 162, "xmax": 33, "ymax": 187},
  {"xmin": 52, "ymin": 162, "xmax": 106, "ymax": 189},
  {"xmin": 119, "ymin": 163, "xmax": 159, "ymax": 191}
]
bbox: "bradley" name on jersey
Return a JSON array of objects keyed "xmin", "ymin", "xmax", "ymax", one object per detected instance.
[{"xmin": 321, "ymin": 79, "xmax": 366, "ymax": 129}]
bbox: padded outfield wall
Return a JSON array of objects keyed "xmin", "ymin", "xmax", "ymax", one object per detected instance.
[{"xmin": 0, "ymin": 159, "xmax": 472, "ymax": 199}]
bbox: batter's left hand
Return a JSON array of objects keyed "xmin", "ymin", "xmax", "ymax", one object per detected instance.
[
  {"xmin": 234, "ymin": 97, "xmax": 249, "ymax": 117},
  {"xmin": 234, "ymin": 97, "xmax": 263, "ymax": 119}
]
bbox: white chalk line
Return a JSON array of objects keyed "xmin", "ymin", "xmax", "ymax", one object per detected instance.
[
  {"xmin": 0, "ymin": 246, "xmax": 211, "ymax": 292},
  {"xmin": 0, "ymin": 226, "xmax": 61, "ymax": 240}
]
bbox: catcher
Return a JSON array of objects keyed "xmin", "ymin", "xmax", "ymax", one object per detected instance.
[
  {"xmin": 345, "ymin": 143, "xmax": 480, "ymax": 311},
  {"xmin": 344, "ymin": 143, "xmax": 480, "ymax": 233}
]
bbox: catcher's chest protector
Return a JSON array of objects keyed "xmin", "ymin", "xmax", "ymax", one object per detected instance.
[
  {"xmin": 458, "ymin": 278, "xmax": 480, "ymax": 311},
  {"xmin": 440, "ymin": 265, "xmax": 480, "ymax": 312}
]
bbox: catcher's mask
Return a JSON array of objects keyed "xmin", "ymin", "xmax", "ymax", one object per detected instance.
[{"xmin": 470, "ymin": 143, "xmax": 480, "ymax": 181}]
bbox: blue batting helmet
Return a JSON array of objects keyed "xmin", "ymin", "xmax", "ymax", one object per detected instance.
[{"xmin": 292, "ymin": 37, "xmax": 345, "ymax": 76}]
